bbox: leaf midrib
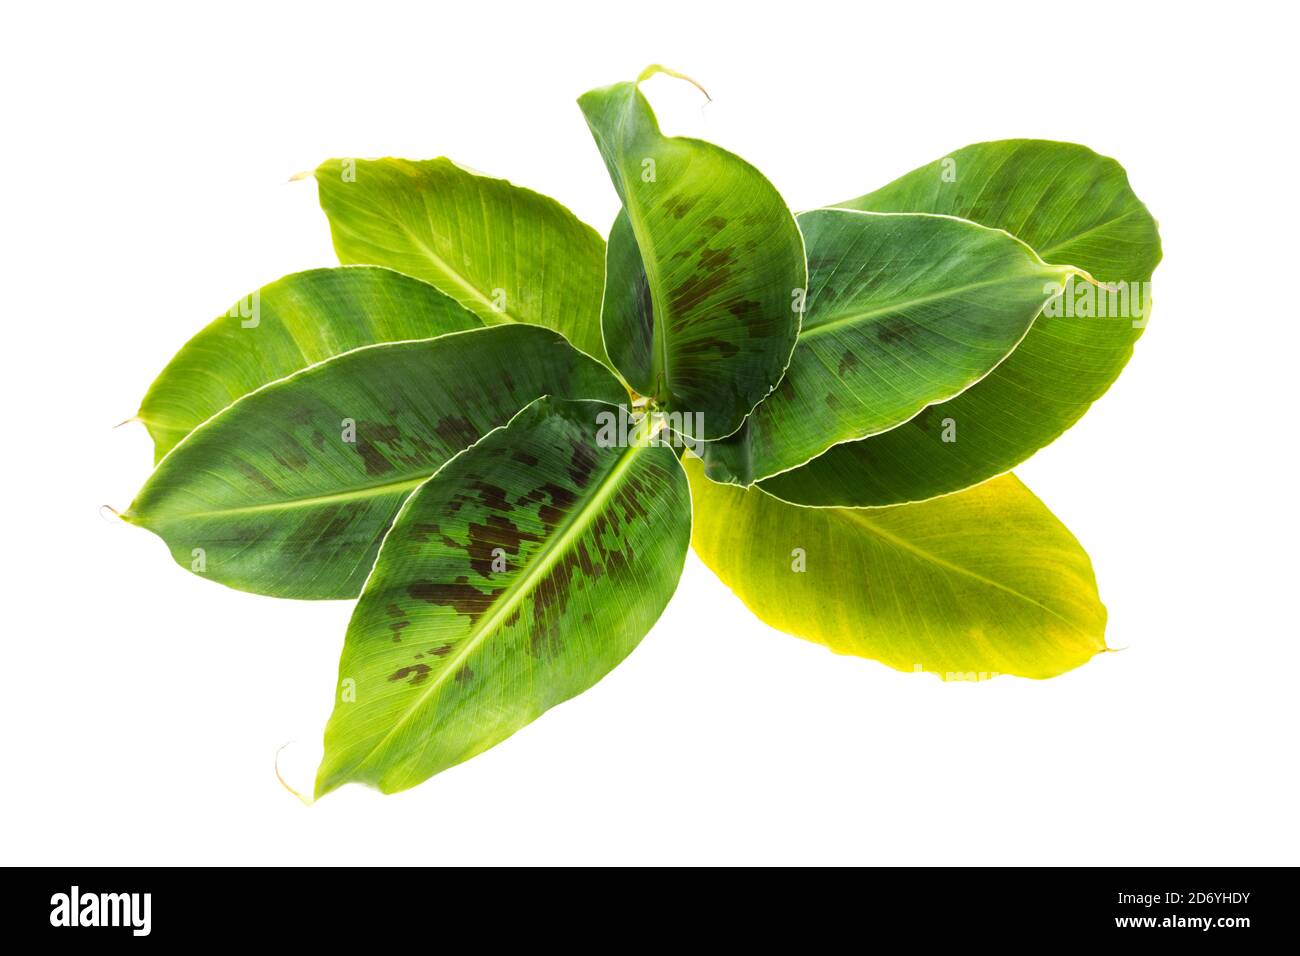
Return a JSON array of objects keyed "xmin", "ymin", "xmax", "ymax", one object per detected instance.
[
  {"xmin": 798, "ymin": 275, "xmax": 1038, "ymax": 341},
  {"xmin": 836, "ymin": 507, "xmax": 1094, "ymax": 641},
  {"xmin": 608, "ymin": 85, "xmax": 672, "ymax": 403},
  {"xmin": 148, "ymin": 475, "xmax": 432, "ymax": 520},
  {"xmin": 330, "ymin": 198, "xmax": 521, "ymax": 326},
  {"xmin": 621, "ymin": 199, "xmax": 673, "ymax": 402},
  {"xmin": 1037, "ymin": 206, "xmax": 1145, "ymax": 261},
  {"xmin": 353, "ymin": 438, "xmax": 652, "ymax": 779},
  {"xmin": 393, "ymin": 220, "xmax": 519, "ymax": 324}
]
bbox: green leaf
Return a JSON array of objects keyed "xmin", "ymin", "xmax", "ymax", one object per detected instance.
[
  {"xmin": 763, "ymin": 139, "xmax": 1161, "ymax": 507},
  {"xmin": 579, "ymin": 68, "xmax": 805, "ymax": 438},
  {"xmin": 313, "ymin": 157, "xmax": 609, "ymax": 364},
  {"xmin": 686, "ymin": 456, "xmax": 1106, "ymax": 679},
  {"xmin": 316, "ymin": 397, "xmax": 691, "ymax": 795},
  {"xmin": 701, "ymin": 209, "xmax": 1078, "ymax": 484},
  {"xmin": 123, "ymin": 326, "xmax": 626, "ymax": 599},
  {"xmin": 137, "ymin": 267, "xmax": 482, "ymax": 462}
]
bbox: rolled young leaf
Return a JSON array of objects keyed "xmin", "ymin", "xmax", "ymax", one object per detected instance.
[
  {"xmin": 580, "ymin": 67, "xmax": 806, "ymax": 438},
  {"xmin": 314, "ymin": 157, "xmax": 609, "ymax": 364},
  {"xmin": 316, "ymin": 397, "xmax": 691, "ymax": 795},
  {"xmin": 701, "ymin": 209, "xmax": 1079, "ymax": 484},
  {"xmin": 137, "ymin": 267, "xmax": 482, "ymax": 462},
  {"xmin": 763, "ymin": 139, "xmax": 1161, "ymax": 507},
  {"xmin": 123, "ymin": 326, "xmax": 626, "ymax": 599},
  {"xmin": 686, "ymin": 456, "xmax": 1106, "ymax": 679}
]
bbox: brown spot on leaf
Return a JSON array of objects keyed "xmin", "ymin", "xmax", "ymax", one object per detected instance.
[
  {"xmin": 727, "ymin": 299, "xmax": 770, "ymax": 339},
  {"xmin": 407, "ymin": 522, "xmax": 442, "ymax": 543},
  {"xmin": 466, "ymin": 513, "xmax": 541, "ymax": 577},
  {"xmin": 875, "ymin": 318, "xmax": 917, "ymax": 347},
  {"xmin": 407, "ymin": 579, "xmax": 502, "ymax": 622},
  {"xmin": 353, "ymin": 421, "xmax": 401, "ymax": 476},
  {"xmin": 537, "ymin": 482, "xmax": 576, "ymax": 527},
  {"xmin": 388, "ymin": 663, "xmax": 431, "ymax": 686},
  {"xmin": 670, "ymin": 261, "xmax": 733, "ymax": 315},
  {"xmin": 435, "ymin": 415, "xmax": 480, "ymax": 449},
  {"xmin": 469, "ymin": 479, "xmax": 513, "ymax": 512},
  {"xmin": 698, "ymin": 246, "xmax": 736, "ymax": 272},
  {"xmin": 234, "ymin": 460, "xmax": 279, "ymax": 495},
  {"xmin": 682, "ymin": 336, "xmax": 739, "ymax": 358},
  {"xmin": 272, "ymin": 440, "xmax": 310, "ymax": 471},
  {"xmin": 568, "ymin": 441, "xmax": 599, "ymax": 487},
  {"xmin": 662, "ymin": 194, "xmax": 699, "ymax": 219}
]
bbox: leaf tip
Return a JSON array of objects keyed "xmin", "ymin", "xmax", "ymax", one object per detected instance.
[
  {"xmin": 637, "ymin": 64, "xmax": 711, "ymax": 101},
  {"xmin": 275, "ymin": 742, "xmax": 315, "ymax": 806}
]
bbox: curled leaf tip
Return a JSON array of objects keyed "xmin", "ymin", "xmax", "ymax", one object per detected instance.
[
  {"xmin": 637, "ymin": 64, "xmax": 710, "ymax": 101},
  {"xmin": 287, "ymin": 170, "xmax": 311, "ymax": 182},
  {"xmin": 275, "ymin": 742, "xmax": 314, "ymax": 806},
  {"xmin": 1068, "ymin": 267, "xmax": 1111, "ymax": 290}
]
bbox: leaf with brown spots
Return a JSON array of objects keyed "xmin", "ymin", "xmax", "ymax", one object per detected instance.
[
  {"xmin": 122, "ymin": 326, "xmax": 625, "ymax": 599},
  {"xmin": 700, "ymin": 209, "xmax": 1080, "ymax": 484},
  {"xmin": 762, "ymin": 140, "xmax": 1161, "ymax": 507},
  {"xmin": 581, "ymin": 67, "xmax": 805, "ymax": 439},
  {"xmin": 137, "ymin": 268, "xmax": 483, "ymax": 462},
  {"xmin": 316, "ymin": 397, "xmax": 691, "ymax": 796}
]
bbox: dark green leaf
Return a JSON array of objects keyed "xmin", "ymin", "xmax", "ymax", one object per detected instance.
[
  {"xmin": 123, "ymin": 326, "xmax": 625, "ymax": 599},
  {"xmin": 580, "ymin": 67, "xmax": 805, "ymax": 438},
  {"xmin": 317, "ymin": 397, "xmax": 691, "ymax": 795},
  {"xmin": 764, "ymin": 140, "xmax": 1161, "ymax": 507}
]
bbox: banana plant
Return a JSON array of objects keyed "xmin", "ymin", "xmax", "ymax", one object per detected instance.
[{"xmin": 119, "ymin": 66, "xmax": 1161, "ymax": 796}]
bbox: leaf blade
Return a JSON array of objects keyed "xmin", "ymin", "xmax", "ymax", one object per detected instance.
[
  {"xmin": 580, "ymin": 71, "xmax": 806, "ymax": 437},
  {"xmin": 124, "ymin": 326, "xmax": 626, "ymax": 599},
  {"xmin": 314, "ymin": 157, "xmax": 609, "ymax": 363},
  {"xmin": 701, "ymin": 209, "xmax": 1077, "ymax": 483},
  {"xmin": 763, "ymin": 139, "xmax": 1161, "ymax": 507},
  {"xmin": 686, "ymin": 456, "xmax": 1106, "ymax": 679},
  {"xmin": 316, "ymin": 397, "xmax": 691, "ymax": 795},
  {"xmin": 137, "ymin": 267, "xmax": 482, "ymax": 461}
]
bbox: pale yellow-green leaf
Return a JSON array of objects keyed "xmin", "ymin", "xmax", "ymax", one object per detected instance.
[
  {"xmin": 685, "ymin": 456, "xmax": 1106, "ymax": 679},
  {"xmin": 314, "ymin": 157, "xmax": 609, "ymax": 364}
]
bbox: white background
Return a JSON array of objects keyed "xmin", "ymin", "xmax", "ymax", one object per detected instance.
[{"xmin": 4, "ymin": 1, "xmax": 1297, "ymax": 865}]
